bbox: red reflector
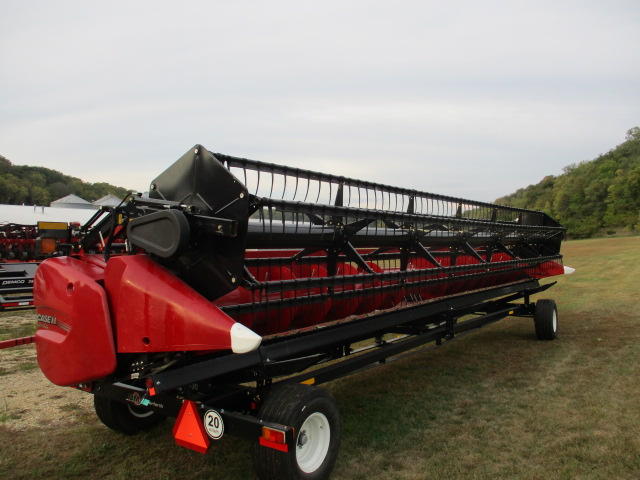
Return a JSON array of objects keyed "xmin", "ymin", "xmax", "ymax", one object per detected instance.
[
  {"xmin": 262, "ymin": 426, "xmax": 286, "ymax": 444},
  {"xmin": 259, "ymin": 436, "xmax": 289, "ymax": 453},
  {"xmin": 172, "ymin": 400, "xmax": 210, "ymax": 454},
  {"xmin": 260, "ymin": 426, "xmax": 288, "ymax": 452}
]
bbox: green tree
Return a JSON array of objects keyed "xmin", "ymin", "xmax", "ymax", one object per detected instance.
[
  {"xmin": 0, "ymin": 154, "xmax": 131, "ymax": 206},
  {"xmin": 49, "ymin": 181, "xmax": 74, "ymax": 200},
  {"xmin": 0, "ymin": 155, "xmax": 11, "ymax": 174},
  {"xmin": 497, "ymin": 128, "xmax": 640, "ymax": 238},
  {"xmin": 3, "ymin": 174, "xmax": 29, "ymax": 204},
  {"xmin": 31, "ymin": 186, "xmax": 51, "ymax": 206},
  {"xmin": 605, "ymin": 167, "xmax": 640, "ymax": 231},
  {"xmin": 626, "ymin": 126, "xmax": 640, "ymax": 141}
]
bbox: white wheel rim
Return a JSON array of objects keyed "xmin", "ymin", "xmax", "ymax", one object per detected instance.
[
  {"xmin": 296, "ymin": 412, "xmax": 331, "ymax": 473},
  {"xmin": 552, "ymin": 310, "xmax": 557, "ymax": 332}
]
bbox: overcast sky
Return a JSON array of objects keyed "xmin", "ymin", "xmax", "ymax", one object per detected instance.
[{"xmin": 1, "ymin": 1, "xmax": 639, "ymax": 203}]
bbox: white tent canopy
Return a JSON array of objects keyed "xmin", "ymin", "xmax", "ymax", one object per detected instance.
[{"xmin": 0, "ymin": 204, "xmax": 96, "ymax": 226}]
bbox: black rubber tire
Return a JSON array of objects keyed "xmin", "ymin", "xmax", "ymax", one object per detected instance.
[
  {"xmin": 94, "ymin": 395, "xmax": 165, "ymax": 435},
  {"xmin": 253, "ymin": 383, "xmax": 341, "ymax": 480},
  {"xmin": 534, "ymin": 299, "xmax": 558, "ymax": 340}
]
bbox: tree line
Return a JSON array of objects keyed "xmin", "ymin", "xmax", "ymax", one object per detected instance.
[
  {"xmin": 0, "ymin": 155, "xmax": 130, "ymax": 206},
  {"xmin": 495, "ymin": 127, "xmax": 640, "ymax": 238}
]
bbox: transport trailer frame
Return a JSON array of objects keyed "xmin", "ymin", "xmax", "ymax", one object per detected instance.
[
  {"xmin": 88, "ymin": 278, "xmax": 556, "ymax": 463},
  {"xmin": 149, "ymin": 279, "xmax": 550, "ymax": 393}
]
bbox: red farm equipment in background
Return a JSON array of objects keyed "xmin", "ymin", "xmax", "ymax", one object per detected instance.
[
  {"xmin": 0, "ymin": 221, "xmax": 80, "ymax": 262},
  {"xmin": 30, "ymin": 145, "xmax": 569, "ymax": 480},
  {"xmin": 0, "ymin": 221, "xmax": 82, "ymax": 311}
]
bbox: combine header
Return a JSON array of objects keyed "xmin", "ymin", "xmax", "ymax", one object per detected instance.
[{"xmin": 33, "ymin": 146, "xmax": 568, "ymax": 479}]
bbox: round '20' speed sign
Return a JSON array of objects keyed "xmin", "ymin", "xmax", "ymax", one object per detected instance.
[{"xmin": 204, "ymin": 409, "xmax": 224, "ymax": 440}]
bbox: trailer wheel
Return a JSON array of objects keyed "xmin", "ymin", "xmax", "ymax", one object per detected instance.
[
  {"xmin": 93, "ymin": 395, "xmax": 165, "ymax": 435},
  {"xmin": 534, "ymin": 299, "xmax": 558, "ymax": 340},
  {"xmin": 253, "ymin": 383, "xmax": 341, "ymax": 480}
]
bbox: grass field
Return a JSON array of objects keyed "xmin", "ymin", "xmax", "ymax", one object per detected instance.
[{"xmin": 1, "ymin": 236, "xmax": 639, "ymax": 479}]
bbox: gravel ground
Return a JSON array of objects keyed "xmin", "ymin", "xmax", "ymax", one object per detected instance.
[{"xmin": 0, "ymin": 310, "xmax": 93, "ymax": 431}]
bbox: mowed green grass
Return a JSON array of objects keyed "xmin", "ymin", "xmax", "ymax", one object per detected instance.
[{"xmin": 1, "ymin": 236, "xmax": 639, "ymax": 480}]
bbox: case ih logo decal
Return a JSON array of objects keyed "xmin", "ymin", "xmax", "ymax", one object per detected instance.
[
  {"xmin": 37, "ymin": 314, "xmax": 71, "ymax": 332},
  {"xmin": 37, "ymin": 313, "xmax": 57, "ymax": 325}
]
